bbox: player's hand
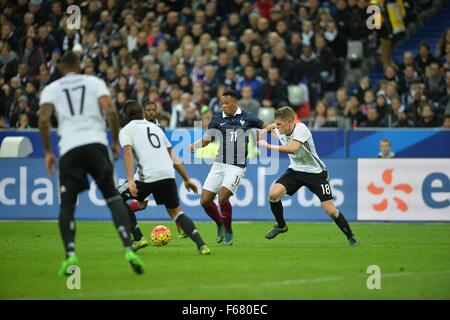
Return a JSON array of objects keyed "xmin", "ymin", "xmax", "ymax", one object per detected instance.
[
  {"xmin": 184, "ymin": 180, "xmax": 198, "ymax": 194},
  {"xmin": 189, "ymin": 144, "xmax": 196, "ymax": 153},
  {"xmin": 128, "ymin": 179, "xmax": 138, "ymax": 197},
  {"xmin": 111, "ymin": 142, "xmax": 121, "ymax": 160},
  {"xmin": 45, "ymin": 152, "xmax": 58, "ymax": 176},
  {"xmin": 258, "ymin": 139, "xmax": 270, "ymax": 149}
]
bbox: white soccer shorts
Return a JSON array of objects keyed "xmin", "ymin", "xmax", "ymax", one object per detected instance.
[{"xmin": 203, "ymin": 162, "xmax": 246, "ymax": 194}]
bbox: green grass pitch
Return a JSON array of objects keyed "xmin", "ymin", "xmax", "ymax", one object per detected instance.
[{"xmin": 1, "ymin": 221, "xmax": 450, "ymax": 299}]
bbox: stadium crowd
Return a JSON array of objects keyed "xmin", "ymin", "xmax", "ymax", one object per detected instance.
[{"xmin": 0, "ymin": 0, "xmax": 449, "ymax": 131}]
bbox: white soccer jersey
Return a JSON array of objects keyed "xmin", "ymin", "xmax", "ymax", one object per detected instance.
[
  {"xmin": 119, "ymin": 120, "xmax": 175, "ymax": 183},
  {"xmin": 275, "ymin": 123, "xmax": 326, "ymax": 174},
  {"xmin": 39, "ymin": 73, "xmax": 110, "ymax": 156}
]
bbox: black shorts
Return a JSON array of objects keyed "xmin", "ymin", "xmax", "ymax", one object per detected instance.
[
  {"xmin": 118, "ymin": 178, "xmax": 180, "ymax": 209},
  {"xmin": 59, "ymin": 143, "xmax": 115, "ymax": 195},
  {"xmin": 275, "ymin": 168, "xmax": 334, "ymax": 202}
]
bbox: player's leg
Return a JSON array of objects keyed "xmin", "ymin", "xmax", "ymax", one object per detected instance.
[
  {"xmin": 217, "ymin": 186, "xmax": 234, "ymax": 245},
  {"xmin": 265, "ymin": 183, "xmax": 290, "ymax": 239},
  {"xmin": 57, "ymin": 149, "xmax": 87, "ymax": 276},
  {"xmin": 118, "ymin": 179, "xmax": 145, "ymax": 244},
  {"xmin": 307, "ymin": 170, "xmax": 358, "ymax": 246},
  {"xmin": 218, "ymin": 165, "xmax": 245, "ymax": 246},
  {"xmin": 166, "ymin": 206, "xmax": 210, "ymax": 255},
  {"xmin": 321, "ymin": 200, "xmax": 358, "ymax": 246},
  {"xmin": 57, "ymin": 180, "xmax": 82, "ymax": 276},
  {"xmin": 201, "ymin": 163, "xmax": 225, "ymax": 242},
  {"xmin": 155, "ymin": 179, "xmax": 210, "ymax": 254},
  {"xmin": 87, "ymin": 144, "xmax": 144, "ymax": 274},
  {"xmin": 265, "ymin": 169, "xmax": 300, "ymax": 239}
]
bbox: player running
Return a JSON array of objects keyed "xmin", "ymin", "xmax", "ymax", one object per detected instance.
[
  {"xmin": 38, "ymin": 51, "xmax": 144, "ymax": 276},
  {"xmin": 124, "ymin": 100, "xmax": 188, "ymax": 239},
  {"xmin": 118, "ymin": 100, "xmax": 210, "ymax": 255},
  {"xmin": 258, "ymin": 106, "xmax": 358, "ymax": 246},
  {"xmin": 189, "ymin": 90, "xmax": 268, "ymax": 246}
]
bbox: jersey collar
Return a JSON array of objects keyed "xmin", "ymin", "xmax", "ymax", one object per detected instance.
[{"xmin": 222, "ymin": 107, "xmax": 242, "ymax": 118}]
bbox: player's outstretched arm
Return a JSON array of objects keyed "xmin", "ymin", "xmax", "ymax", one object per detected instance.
[
  {"xmin": 189, "ymin": 135, "xmax": 212, "ymax": 152},
  {"xmin": 259, "ymin": 139, "xmax": 302, "ymax": 154},
  {"xmin": 99, "ymin": 95, "xmax": 121, "ymax": 160},
  {"xmin": 256, "ymin": 123, "xmax": 277, "ymax": 140},
  {"xmin": 38, "ymin": 103, "xmax": 57, "ymax": 176}
]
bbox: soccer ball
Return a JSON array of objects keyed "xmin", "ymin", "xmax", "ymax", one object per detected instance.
[{"xmin": 151, "ymin": 225, "xmax": 171, "ymax": 246}]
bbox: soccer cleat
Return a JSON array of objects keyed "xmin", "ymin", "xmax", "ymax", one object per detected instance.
[
  {"xmin": 223, "ymin": 230, "xmax": 233, "ymax": 246},
  {"xmin": 132, "ymin": 237, "xmax": 149, "ymax": 252},
  {"xmin": 198, "ymin": 244, "xmax": 211, "ymax": 255},
  {"xmin": 348, "ymin": 236, "xmax": 359, "ymax": 247},
  {"xmin": 177, "ymin": 226, "xmax": 188, "ymax": 239},
  {"xmin": 265, "ymin": 225, "xmax": 289, "ymax": 240},
  {"xmin": 58, "ymin": 255, "xmax": 78, "ymax": 277},
  {"xmin": 125, "ymin": 250, "xmax": 145, "ymax": 275},
  {"xmin": 216, "ymin": 223, "xmax": 225, "ymax": 243}
]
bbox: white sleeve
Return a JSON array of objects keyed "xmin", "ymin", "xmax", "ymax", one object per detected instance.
[
  {"xmin": 119, "ymin": 126, "xmax": 132, "ymax": 148},
  {"xmin": 292, "ymin": 125, "xmax": 311, "ymax": 143},
  {"xmin": 39, "ymin": 86, "xmax": 53, "ymax": 106},
  {"xmin": 96, "ymin": 78, "xmax": 110, "ymax": 98}
]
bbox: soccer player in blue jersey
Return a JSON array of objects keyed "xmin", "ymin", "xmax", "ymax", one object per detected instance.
[{"xmin": 190, "ymin": 90, "xmax": 268, "ymax": 245}]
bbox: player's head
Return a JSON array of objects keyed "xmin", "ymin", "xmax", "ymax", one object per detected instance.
[
  {"xmin": 59, "ymin": 51, "xmax": 81, "ymax": 75},
  {"xmin": 379, "ymin": 138, "xmax": 392, "ymax": 157},
  {"xmin": 221, "ymin": 89, "xmax": 239, "ymax": 116},
  {"xmin": 123, "ymin": 99, "xmax": 143, "ymax": 122},
  {"xmin": 274, "ymin": 106, "xmax": 296, "ymax": 134},
  {"xmin": 144, "ymin": 101, "xmax": 158, "ymax": 122}
]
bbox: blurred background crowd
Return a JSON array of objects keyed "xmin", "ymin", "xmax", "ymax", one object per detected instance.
[{"xmin": 1, "ymin": 0, "xmax": 449, "ymax": 131}]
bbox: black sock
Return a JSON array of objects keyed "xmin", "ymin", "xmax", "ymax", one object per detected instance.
[
  {"xmin": 175, "ymin": 212, "xmax": 205, "ymax": 248},
  {"xmin": 107, "ymin": 196, "xmax": 132, "ymax": 249},
  {"xmin": 126, "ymin": 202, "xmax": 143, "ymax": 241},
  {"xmin": 270, "ymin": 200, "xmax": 286, "ymax": 228},
  {"xmin": 59, "ymin": 203, "xmax": 77, "ymax": 257},
  {"xmin": 332, "ymin": 211, "xmax": 354, "ymax": 239}
]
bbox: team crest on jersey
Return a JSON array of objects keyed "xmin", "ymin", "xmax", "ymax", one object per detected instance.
[{"xmin": 240, "ymin": 119, "xmax": 245, "ymax": 126}]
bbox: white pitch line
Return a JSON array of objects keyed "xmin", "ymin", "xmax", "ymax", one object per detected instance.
[{"xmin": 13, "ymin": 269, "xmax": 450, "ymax": 300}]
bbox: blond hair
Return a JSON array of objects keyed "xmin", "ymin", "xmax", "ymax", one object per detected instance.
[{"xmin": 274, "ymin": 106, "xmax": 295, "ymax": 121}]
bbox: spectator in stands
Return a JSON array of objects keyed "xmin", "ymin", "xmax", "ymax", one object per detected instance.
[
  {"xmin": 392, "ymin": 110, "xmax": 414, "ymax": 127},
  {"xmin": 288, "ymin": 32, "xmax": 302, "ymax": 60},
  {"xmin": 315, "ymin": 34, "xmax": 335, "ymax": 93},
  {"xmin": 361, "ymin": 90, "xmax": 376, "ymax": 115},
  {"xmin": 377, "ymin": 138, "xmax": 395, "ymax": 158},
  {"xmin": 236, "ymin": 65, "xmax": 263, "ymax": 99},
  {"xmin": 301, "ymin": 20, "xmax": 315, "ymax": 47},
  {"xmin": 294, "ymin": 45, "xmax": 320, "ymax": 105},
  {"xmin": 443, "ymin": 114, "xmax": 450, "ymax": 128},
  {"xmin": 415, "ymin": 42, "xmax": 436, "ymax": 76},
  {"xmin": 259, "ymin": 67, "xmax": 288, "ymax": 109},
  {"xmin": 346, "ymin": 99, "xmax": 366, "ymax": 128},
  {"xmin": 425, "ymin": 62, "xmax": 446, "ymax": 103},
  {"xmin": 272, "ymin": 42, "xmax": 295, "ymax": 84},
  {"xmin": 239, "ymin": 85, "xmax": 261, "ymax": 116},
  {"xmin": 384, "ymin": 65, "xmax": 406, "ymax": 94},
  {"xmin": 332, "ymin": 87, "xmax": 348, "ymax": 115},
  {"xmin": 436, "ymin": 28, "xmax": 450, "ymax": 59},
  {"xmin": 398, "ymin": 51, "xmax": 418, "ymax": 73},
  {"xmin": 418, "ymin": 104, "xmax": 441, "ymax": 127},
  {"xmin": 311, "ymin": 100, "xmax": 328, "ymax": 129},
  {"xmin": 9, "ymin": 95, "xmax": 36, "ymax": 129},
  {"xmin": 178, "ymin": 106, "xmax": 199, "ymax": 128},
  {"xmin": 403, "ymin": 65, "xmax": 422, "ymax": 91},
  {"xmin": 170, "ymin": 92, "xmax": 196, "ymax": 129},
  {"xmin": 360, "ymin": 107, "xmax": 386, "ymax": 128}
]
